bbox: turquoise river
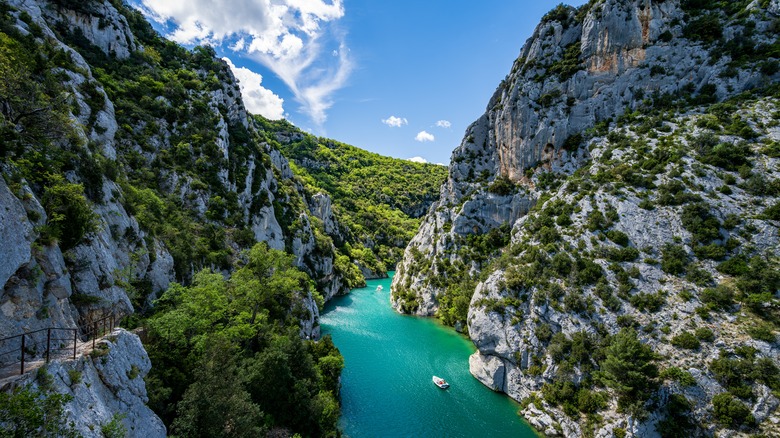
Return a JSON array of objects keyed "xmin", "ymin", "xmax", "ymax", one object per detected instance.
[{"xmin": 320, "ymin": 272, "xmax": 538, "ymax": 437}]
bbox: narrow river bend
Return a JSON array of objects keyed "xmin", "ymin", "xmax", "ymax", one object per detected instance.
[{"xmin": 320, "ymin": 272, "xmax": 538, "ymax": 437}]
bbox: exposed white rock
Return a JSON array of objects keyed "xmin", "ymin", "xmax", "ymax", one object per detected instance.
[
  {"xmin": 0, "ymin": 175, "xmax": 33, "ymax": 291},
  {"xmin": 9, "ymin": 330, "xmax": 166, "ymax": 438},
  {"xmin": 43, "ymin": 0, "xmax": 138, "ymax": 59}
]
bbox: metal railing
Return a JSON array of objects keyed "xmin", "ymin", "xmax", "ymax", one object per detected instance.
[{"xmin": 0, "ymin": 310, "xmax": 122, "ymax": 377}]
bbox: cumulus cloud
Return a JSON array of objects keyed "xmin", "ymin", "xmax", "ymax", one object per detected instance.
[
  {"xmin": 382, "ymin": 116, "xmax": 408, "ymax": 128},
  {"xmin": 137, "ymin": 0, "xmax": 351, "ymax": 125},
  {"xmin": 223, "ymin": 57, "xmax": 285, "ymax": 119},
  {"xmin": 415, "ymin": 131, "xmax": 435, "ymax": 142},
  {"xmin": 435, "ymin": 120, "xmax": 451, "ymax": 128},
  {"xmin": 407, "ymin": 156, "xmax": 428, "ymax": 163}
]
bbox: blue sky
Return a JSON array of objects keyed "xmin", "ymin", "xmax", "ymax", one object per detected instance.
[{"xmin": 133, "ymin": 0, "xmax": 587, "ymax": 165}]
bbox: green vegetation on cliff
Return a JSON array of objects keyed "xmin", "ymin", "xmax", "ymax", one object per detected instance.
[
  {"xmin": 263, "ymin": 117, "xmax": 448, "ymax": 273},
  {"xmin": 144, "ymin": 243, "xmax": 342, "ymax": 437}
]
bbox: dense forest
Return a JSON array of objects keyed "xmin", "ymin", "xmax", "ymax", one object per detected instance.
[{"xmin": 144, "ymin": 244, "xmax": 343, "ymax": 437}]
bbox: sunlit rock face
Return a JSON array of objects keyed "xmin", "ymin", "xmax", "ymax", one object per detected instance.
[{"xmin": 393, "ymin": 0, "xmax": 780, "ymax": 435}]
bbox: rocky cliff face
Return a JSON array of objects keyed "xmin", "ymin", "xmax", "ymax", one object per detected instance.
[
  {"xmin": 1, "ymin": 0, "xmax": 348, "ymax": 334},
  {"xmin": 393, "ymin": 0, "xmax": 775, "ymax": 317},
  {"xmin": 0, "ymin": 0, "xmax": 352, "ymax": 427},
  {"xmin": 3, "ymin": 329, "xmax": 166, "ymax": 437},
  {"xmin": 393, "ymin": 0, "xmax": 780, "ymax": 435}
]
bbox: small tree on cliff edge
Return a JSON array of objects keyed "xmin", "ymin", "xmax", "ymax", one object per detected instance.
[{"xmin": 597, "ymin": 328, "xmax": 659, "ymax": 413}]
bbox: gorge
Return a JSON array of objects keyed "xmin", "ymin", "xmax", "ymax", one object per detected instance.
[
  {"xmin": 321, "ymin": 273, "xmax": 534, "ymax": 437},
  {"xmin": 1, "ymin": 0, "xmax": 780, "ymax": 437}
]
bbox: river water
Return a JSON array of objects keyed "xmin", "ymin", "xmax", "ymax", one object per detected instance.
[{"xmin": 320, "ymin": 272, "xmax": 538, "ymax": 437}]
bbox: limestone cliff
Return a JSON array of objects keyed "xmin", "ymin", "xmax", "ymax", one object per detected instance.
[
  {"xmin": 393, "ymin": 0, "xmax": 780, "ymax": 435},
  {"xmin": 0, "ymin": 0, "xmax": 350, "ymax": 428},
  {"xmin": 0, "ymin": 0, "xmax": 350, "ymax": 338},
  {"xmin": 393, "ymin": 0, "xmax": 775, "ymax": 317},
  {"xmin": 2, "ymin": 329, "xmax": 166, "ymax": 437}
]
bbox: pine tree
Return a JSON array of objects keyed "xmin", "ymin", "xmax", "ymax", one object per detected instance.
[{"xmin": 598, "ymin": 328, "xmax": 658, "ymax": 410}]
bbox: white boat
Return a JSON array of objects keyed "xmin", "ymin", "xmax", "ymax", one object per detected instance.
[
  {"xmin": 432, "ymin": 376, "xmax": 449, "ymax": 389},
  {"xmin": 376, "ymin": 285, "xmax": 383, "ymax": 292}
]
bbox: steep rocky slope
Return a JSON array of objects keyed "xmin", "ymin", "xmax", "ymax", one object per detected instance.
[
  {"xmin": 393, "ymin": 0, "xmax": 780, "ymax": 435},
  {"xmin": 0, "ymin": 0, "xmax": 348, "ymax": 340},
  {"xmin": 0, "ymin": 0, "xmax": 387, "ymax": 431},
  {"xmin": 2, "ymin": 329, "xmax": 165, "ymax": 437}
]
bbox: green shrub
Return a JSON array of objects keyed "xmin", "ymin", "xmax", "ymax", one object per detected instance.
[
  {"xmin": 716, "ymin": 255, "xmax": 749, "ymax": 276},
  {"xmin": 680, "ymin": 203, "xmax": 721, "ymax": 245},
  {"xmin": 683, "ymin": 14, "xmax": 722, "ymax": 43},
  {"xmin": 686, "ymin": 265, "xmax": 713, "ymax": 286},
  {"xmin": 629, "ymin": 291, "xmax": 666, "ymax": 312},
  {"xmin": 693, "ymin": 243, "xmax": 726, "ymax": 261},
  {"xmin": 660, "ymin": 367, "xmax": 697, "ymax": 386},
  {"xmin": 542, "ymin": 380, "xmax": 577, "ymax": 407},
  {"xmin": 538, "ymin": 90, "xmax": 562, "ymax": 107},
  {"xmin": 67, "ymin": 369, "xmax": 82, "ymax": 385},
  {"xmin": 605, "ymin": 230, "xmax": 629, "ymax": 246},
  {"xmin": 671, "ymin": 332, "xmax": 700, "ymax": 350},
  {"xmin": 604, "ymin": 246, "xmax": 639, "ymax": 262},
  {"xmin": 746, "ymin": 322, "xmax": 776, "ymax": 343},
  {"xmin": 700, "ymin": 284, "xmax": 734, "ymax": 309},
  {"xmin": 661, "ymin": 244, "xmax": 688, "ymax": 275},
  {"xmin": 536, "ymin": 323, "xmax": 553, "ymax": 343},
  {"xmin": 700, "ymin": 142, "xmax": 752, "ymax": 171},
  {"xmin": 763, "ymin": 201, "xmax": 780, "ymax": 221},
  {"xmin": 585, "ymin": 210, "xmax": 611, "ymax": 232},
  {"xmin": 656, "ymin": 394, "xmax": 697, "ymax": 436},
  {"xmin": 576, "ymin": 389, "xmax": 607, "ymax": 414},
  {"xmin": 617, "ymin": 314, "xmax": 638, "ymax": 328},
  {"xmin": 563, "ymin": 291, "xmax": 588, "ymax": 314},
  {"xmin": 576, "ymin": 257, "xmax": 603, "ymax": 285},
  {"xmin": 42, "ymin": 179, "xmax": 99, "ymax": 251},
  {"xmin": 487, "ymin": 174, "xmax": 515, "ymax": 196},
  {"xmin": 657, "ymin": 181, "xmax": 700, "ymax": 206},
  {"xmin": 69, "ymin": 293, "xmax": 103, "ymax": 306},
  {"xmin": 127, "ymin": 364, "xmax": 140, "ymax": 380},
  {"xmin": 547, "ymin": 42, "xmax": 583, "ymax": 80},
  {"xmin": 101, "ymin": 413, "xmax": 127, "ymax": 438},
  {"xmin": 695, "ymin": 327, "xmax": 715, "ymax": 342},
  {"xmin": 712, "ymin": 393, "xmax": 754, "ymax": 428},
  {"xmin": 598, "ymin": 328, "xmax": 658, "ymax": 408},
  {"xmin": 707, "ymin": 348, "xmax": 780, "ymax": 399},
  {"xmin": 0, "ymin": 385, "xmax": 77, "ymax": 437}
]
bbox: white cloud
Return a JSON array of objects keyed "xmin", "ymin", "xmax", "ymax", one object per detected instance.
[
  {"xmin": 223, "ymin": 57, "xmax": 285, "ymax": 119},
  {"xmin": 407, "ymin": 156, "xmax": 428, "ymax": 163},
  {"xmin": 382, "ymin": 116, "xmax": 408, "ymax": 128},
  {"xmin": 137, "ymin": 0, "xmax": 351, "ymax": 125},
  {"xmin": 415, "ymin": 131, "xmax": 435, "ymax": 142},
  {"xmin": 230, "ymin": 38, "xmax": 246, "ymax": 52},
  {"xmin": 435, "ymin": 120, "xmax": 451, "ymax": 128}
]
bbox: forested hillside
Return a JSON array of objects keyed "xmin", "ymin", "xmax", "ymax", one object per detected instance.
[{"xmin": 262, "ymin": 116, "xmax": 447, "ymax": 278}]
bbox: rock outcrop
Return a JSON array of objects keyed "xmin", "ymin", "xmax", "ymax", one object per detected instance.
[
  {"xmin": 2, "ymin": 0, "xmax": 350, "ymax": 337},
  {"xmin": 5, "ymin": 329, "xmax": 166, "ymax": 438},
  {"xmin": 392, "ymin": 0, "xmax": 775, "ymax": 317}
]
